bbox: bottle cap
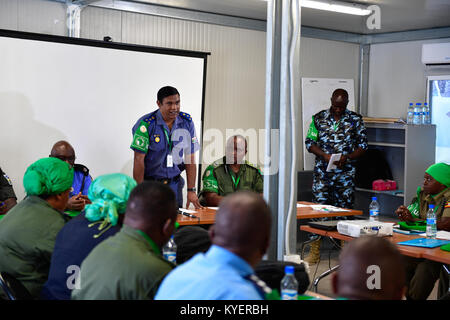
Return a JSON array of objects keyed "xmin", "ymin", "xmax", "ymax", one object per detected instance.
[
  {"xmin": 409, "ymin": 103, "xmax": 413, "ymax": 105},
  {"xmin": 285, "ymin": 266, "xmax": 294, "ymax": 274},
  {"xmin": 372, "ymin": 196, "xmax": 377, "ymax": 201},
  {"xmin": 429, "ymin": 204, "xmax": 435, "ymax": 209},
  {"xmin": 416, "ymin": 103, "xmax": 422, "ymax": 105}
]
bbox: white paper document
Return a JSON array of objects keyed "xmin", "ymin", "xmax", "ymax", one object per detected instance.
[
  {"xmin": 179, "ymin": 208, "xmax": 198, "ymax": 214},
  {"xmin": 419, "ymin": 231, "xmax": 450, "ymax": 240},
  {"xmin": 326, "ymin": 153, "xmax": 342, "ymax": 172},
  {"xmin": 310, "ymin": 205, "xmax": 350, "ymax": 212}
]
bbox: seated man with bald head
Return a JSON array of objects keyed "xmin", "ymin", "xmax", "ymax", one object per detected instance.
[
  {"xmin": 332, "ymin": 236, "xmax": 406, "ymax": 300},
  {"xmin": 155, "ymin": 191, "xmax": 272, "ymax": 300},
  {"xmin": 200, "ymin": 135, "xmax": 263, "ymax": 207},
  {"xmin": 50, "ymin": 140, "xmax": 92, "ymax": 212}
]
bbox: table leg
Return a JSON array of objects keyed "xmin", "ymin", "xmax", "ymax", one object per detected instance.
[
  {"xmin": 300, "ymin": 234, "xmax": 321, "ymax": 259},
  {"xmin": 313, "ymin": 265, "xmax": 339, "ymax": 293}
]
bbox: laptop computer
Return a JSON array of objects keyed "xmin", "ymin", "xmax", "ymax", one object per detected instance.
[{"xmin": 307, "ymin": 220, "xmax": 339, "ymax": 231}]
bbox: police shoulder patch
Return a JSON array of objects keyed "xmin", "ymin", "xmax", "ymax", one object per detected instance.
[
  {"xmin": 445, "ymin": 201, "xmax": 450, "ymax": 208},
  {"xmin": 179, "ymin": 112, "xmax": 192, "ymax": 122}
]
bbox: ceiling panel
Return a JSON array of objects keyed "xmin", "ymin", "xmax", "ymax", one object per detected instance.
[{"xmin": 132, "ymin": 0, "xmax": 450, "ymax": 34}]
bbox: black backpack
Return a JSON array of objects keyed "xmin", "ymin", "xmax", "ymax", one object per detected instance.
[{"xmin": 355, "ymin": 148, "xmax": 393, "ymax": 189}]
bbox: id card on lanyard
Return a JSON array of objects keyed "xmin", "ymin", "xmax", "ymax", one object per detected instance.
[{"xmin": 163, "ymin": 128, "xmax": 174, "ymax": 168}]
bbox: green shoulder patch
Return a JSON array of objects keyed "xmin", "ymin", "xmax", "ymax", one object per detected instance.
[
  {"xmin": 306, "ymin": 116, "xmax": 319, "ymax": 141},
  {"xmin": 131, "ymin": 120, "xmax": 150, "ymax": 152}
]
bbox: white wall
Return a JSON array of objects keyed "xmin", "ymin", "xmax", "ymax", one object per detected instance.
[
  {"xmin": 368, "ymin": 38, "xmax": 450, "ymax": 118},
  {"xmin": 0, "ymin": 0, "xmax": 361, "ymax": 180}
]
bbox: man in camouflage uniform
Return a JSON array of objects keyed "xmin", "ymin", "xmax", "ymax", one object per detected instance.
[
  {"xmin": 0, "ymin": 167, "xmax": 17, "ymax": 217},
  {"xmin": 396, "ymin": 162, "xmax": 450, "ymax": 300},
  {"xmin": 304, "ymin": 89, "xmax": 368, "ymax": 263},
  {"xmin": 200, "ymin": 135, "xmax": 263, "ymax": 207}
]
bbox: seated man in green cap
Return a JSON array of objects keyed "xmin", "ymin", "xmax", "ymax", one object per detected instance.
[
  {"xmin": 395, "ymin": 162, "xmax": 450, "ymax": 300},
  {"xmin": 41, "ymin": 173, "xmax": 137, "ymax": 300},
  {"xmin": 0, "ymin": 157, "xmax": 74, "ymax": 299},
  {"xmin": 200, "ymin": 135, "xmax": 263, "ymax": 206},
  {"xmin": 71, "ymin": 181, "xmax": 178, "ymax": 300}
]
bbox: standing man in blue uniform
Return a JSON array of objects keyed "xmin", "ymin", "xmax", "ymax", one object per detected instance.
[
  {"xmin": 131, "ymin": 86, "xmax": 202, "ymax": 209},
  {"xmin": 304, "ymin": 89, "xmax": 368, "ymax": 264}
]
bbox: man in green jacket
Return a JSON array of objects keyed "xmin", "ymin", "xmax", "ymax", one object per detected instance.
[
  {"xmin": 0, "ymin": 157, "xmax": 74, "ymax": 298},
  {"xmin": 71, "ymin": 181, "xmax": 178, "ymax": 300},
  {"xmin": 200, "ymin": 135, "xmax": 263, "ymax": 206}
]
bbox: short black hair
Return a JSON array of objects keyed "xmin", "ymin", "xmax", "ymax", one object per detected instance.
[
  {"xmin": 157, "ymin": 86, "xmax": 180, "ymax": 103},
  {"xmin": 126, "ymin": 181, "xmax": 178, "ymax": 226},
  {"xmin": 332, "ymin": 88, "xmax": 348, "ymax": 100}
]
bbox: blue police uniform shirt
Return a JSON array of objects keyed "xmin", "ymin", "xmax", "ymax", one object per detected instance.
[
  {"xmin": 155, "ymin": 245, "xmax": 263, "ymax": 300},
  {"xmin": 70, "ymin": 169, "xmax": 92, "ymax": 197},
  {"xmin": 131, "ymin": 109, "xmax": 199, "ymax": 179},
  {"xmin": 40, "ymin": 213, "xmax": 120, "ymax": 300}
]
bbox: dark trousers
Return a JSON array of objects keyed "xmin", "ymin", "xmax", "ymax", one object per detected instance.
[{"xmin": 404, "ymin": 256, "xmax": 449, "ymax": 300}]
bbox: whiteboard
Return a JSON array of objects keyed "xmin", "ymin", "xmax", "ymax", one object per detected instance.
[
  {"xmin": 301, "ymin": 78, "xmax": 355, "ymax": 170},
  {"xmin": 0, "ymin": 31, "xmax": 206, "ymax": 202}
]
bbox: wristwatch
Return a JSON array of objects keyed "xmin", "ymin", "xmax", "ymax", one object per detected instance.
[{"xmin": 187, "ymin": 187, "xmax": 197, "ymax": 192}]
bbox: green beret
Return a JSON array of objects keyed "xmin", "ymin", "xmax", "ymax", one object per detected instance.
[
  {"xmin": 23, "ymin": 157, "xmax": 74, "ymax": 196},
  {"xmin": 426, "ymin": 163, "xmax": 450, "ymax": 187}
]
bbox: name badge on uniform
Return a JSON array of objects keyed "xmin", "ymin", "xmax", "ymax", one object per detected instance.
[{"xmin": 167, "ymin": 154, "xmax": 173, "ymax": 168}]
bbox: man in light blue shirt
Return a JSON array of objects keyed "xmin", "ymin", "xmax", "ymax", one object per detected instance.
[{"xmin": 155, "ymin": 191, "xmax": 272, "ymax": 300}]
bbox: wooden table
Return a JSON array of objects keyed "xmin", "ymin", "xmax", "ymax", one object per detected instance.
[
  {"xmin": 177, "ymin": 201, "xmax": 363, "ymax": 226},
  {"xmin": 300, "ymin": 225, "xmax": 450, "ymax": 264},
  {"xmin": 296, "ymin": 201, "xmax": 363, "ymax": 219},
  {"xmin": 300, "ymin": 224, "xmax": 450, "ymax": 292},
  {"xmin": 177, "ymin": 207, "xmax": 218, "ymax": 226}
]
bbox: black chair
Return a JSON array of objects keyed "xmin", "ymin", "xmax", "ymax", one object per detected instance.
[{"xmin": 0, "ymin": 272, "xmax": 33, "ymax": 300}]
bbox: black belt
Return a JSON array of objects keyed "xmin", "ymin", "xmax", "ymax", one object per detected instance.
[{"xmin": 144, "ymin": 175, "xmax": 180, "ymax": 185}]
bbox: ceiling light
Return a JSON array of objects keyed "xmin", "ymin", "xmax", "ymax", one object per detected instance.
[
  {"xmin": 302, "ymin": 0, "xmax": 372, "ymax": 16},
  {"xmin": 261, "ymin": 0, "xmax": 372, "ymax": 16}
]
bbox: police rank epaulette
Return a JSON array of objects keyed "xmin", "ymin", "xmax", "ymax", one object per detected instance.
[
  {"xmin": 179, "ymin": 112, "xmax": 192, "ymax": 121},
  {"xmin": 143, "ymin": 113, "xmax": 157, "ymax": 124}
]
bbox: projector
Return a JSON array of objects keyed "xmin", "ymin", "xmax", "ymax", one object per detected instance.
[{"xmin": 337, "ymin": 220, "xmax": 393, "ymax": 238}]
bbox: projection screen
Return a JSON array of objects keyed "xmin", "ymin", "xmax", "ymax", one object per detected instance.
[{"xmin": 0, "ymin": 30, "xmax": 208, "ymax": 203}]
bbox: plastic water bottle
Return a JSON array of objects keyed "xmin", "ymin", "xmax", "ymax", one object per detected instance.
[
  {"xmin": 423, "ymin": 103, "xmax": 430, "ymax": 124},
  {"xmin": 163, "ymin": 235, "xmax": 177, "ymax": 264},
  {"xmin": 281, "ymin": 266, "xmax": 298, "ymax": 300},
  {"xmin": 407, "ymin": 102, "xmax": 414, "ymax": 124},
  {"xmin": 426, "ymin": 204, "xmax": 437, "ymax": 239},
  {"xmin": 369, "ymin": 196, "xmax": 380, "ymax": 222},
  {"xmin": 413, "ymin": 103, "xmax": 422, "ymax": 125}
]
